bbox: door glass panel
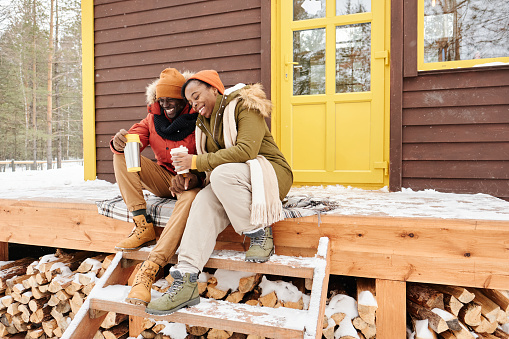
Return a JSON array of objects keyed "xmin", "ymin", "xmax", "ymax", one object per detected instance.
[
  {"xmin": 294, "ymin": 0, "xmax": 326, "ymax": 21},
  {"xmin": 336, "ymin": 23, "xmax": 371, "ymax": 93},
  {"xmin": 336, "ymin": 0, "xmax": 371, "ymax": 15},
  {"xmin": 423, "ymin": 0, "xmax": 509, "ymax": 63},
  {"xmin": 293, "ymin": 28, "xmax": 326, "ymax": 95}
]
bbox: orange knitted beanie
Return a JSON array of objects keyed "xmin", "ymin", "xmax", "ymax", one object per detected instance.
[
  {"xmin": 189, "ymin": 70, "xmax": 225, "ymax": 95},
  {"xmin": 156, "ymin": 68, "xmax": 186, "ymax": 99}
]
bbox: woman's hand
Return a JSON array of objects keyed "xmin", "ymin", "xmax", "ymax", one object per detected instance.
[
  {"xmin": 171, "ymin": 153, "xmax": 193, "ymax": 173},
  {"xmin": 169, "ymin": 173, "xmax": 199, "ymax": 196}
]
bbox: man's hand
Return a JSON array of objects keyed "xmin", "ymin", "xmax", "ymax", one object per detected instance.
[
  {"xmin": 113, "ymin": 129, "xmax": 128, "ymax": 152},
  {"xmin": 170, "ymin": 173, "xmax": 199, "ymax": 196}
]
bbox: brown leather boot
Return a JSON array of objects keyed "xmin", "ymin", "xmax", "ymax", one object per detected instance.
[
  {"xmin": 115, "ymin": 214, "xmax": 156, "ymax": 251},
  {"xmin": 125, "ymin": 260, "xmax": 159, "ymax": 305}
]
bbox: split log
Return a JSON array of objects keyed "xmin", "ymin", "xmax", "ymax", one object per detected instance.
[
  {"xmin": 449, "ymin": 323, "xmax": 476, "ymax": 339},
  {"xmin": 76, "ymin": 254, "xmax": 107, "ymax": 273},
  {"xmin": 1, "ymin": 295, "xmax": 13, "ymax": 309},
  {"xmin": 259, "ymin": 291, "xmax": 277, "ymax": 308},
  {"xmin": 408, "ymin": 283, "xmax": 445, "ymax": 310},
  {"xmin": 38, "ymin": 284, "xmax": 49, "ymax": 294},
  {"xmin": 492, "ymin": 328, "xmax": 509, "ymax": 339},
  {"xmin": 0, "ymin": 312, "xmax": 12, "ymax": 326},
  {"xmin": 206, "ymin": 276, "xmax": 229, "ymax": 300},
  {"xmin": 102, "ymin": 321, "xmax": 129, "ymax": 339},
  {"xmin": 226, "ymin": 291, "xmax": 245, "ymax": 303},
  {"xmin": 101, "ymin": 254, "xmax": 116, "ymax": 271},
  {"xmin": 31, "ymin": 286, "xmax": 49, "ymax": 300},
  {"xmin": 151, "ymin": 322, "xmax": 167, "ymax": 333},
  {"xmin": 352, "ymin": 316, "xmax": 376, "ymax": 339},
  {"xmin": 11, "ymin": 313, "xmax": 27, "ymax": 331},
  {"xmin": 481, "ymin": 289, "xmax": 509, "ymax": 313},
  {"xmin": 467, "ymin": 288, "xmax": 500, "ymax": 323},
  {"xmin": 7, "ymin": 302, "xmax": 21, "ymax": 316},
  {"xmin": 443, "ymin": 294, "xmax": 463, "ymax": 317},
  {"xmin": 18, "ymin": 303, "xmax": 31, "ymax": 322},
  {"xmin": 141, "ymin": 318, "xmax": 156, "ymax": 330},
  {"xmin": 26, "ymin": 327, "xmax": 45, "ymax": 338},
  {"xmin": 186, "ymin": 324, "xmax": 209, "ymax": 336},
  {"xmin": 431, "ymin": 285, "xmax": 475, "ymax": 304},
  {"xmin": 0, "ymin": 322, "xmax": 17, "ymax": 336},
  {"xmin": 28, "ymin": 296, "xmax": 50, "ymax": 313},
  {"xmin": 48, "ymin": 274, "xmax": 75, "ymax": 294},
  {"xmin": 407, "ymin": 300, "xmax": 452, "ymax": 333},
  {"xmin": 30, "ymin": 304, "xmax": 52, "ymax": 323},
  {"xmin": 498, "ymin": 310, "xmax": 509, "ymax": 324},
  {"xmin": 100, "ymin": 312, "xmax": 128, "ymax": 330},
  {"xmin": 70, "ymin": 292, "xmax": 85, "ymax": 314},
  {"xmin": 82, "ymin": 281, "xmax": 96, "ymax": 295},
  {"xmin": 284, "ymin": 297, "xmax": 304, "ymax": 310},
  {"xmin": 141, "ymin": 329, "xmax": 156, "ymax": 338},
  {"xmin": 65, "ymin": 280, "xmax": 83, "ymax": 296},
  {"xmin": 238, "ymin": 274, "xmax": 262, "ymax": 293},
  {"xmin": 42, "ymin": 318, "xmax": 58, "ymax": 337},
  {"xmin": 207, "ymin": 328, "xmax": 233, "ymax": 339},
  {"xmin": 471, "ymin": 315, "xmax": 497, "ymax": 334},
  {"xmin": 94, "ymin": 330, "xmax": 106, "ymax": 339},
  {"xmin": 17, "ymin": 291, "xmax": 33, "ymax": 304},
  {"xmin": 331, "ymin": 312, "xmax": 347, "ymax": 325}
]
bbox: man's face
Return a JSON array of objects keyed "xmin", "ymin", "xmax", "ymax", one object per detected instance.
[{"xmin": 158, "ymin": 97, "xmax": 186, "ymax": 120}]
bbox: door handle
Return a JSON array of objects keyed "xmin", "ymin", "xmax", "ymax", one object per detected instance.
[
  {"xmin": 374, "ymin": 50, "xmax": 390, "ymax": 65},
  {"xmin": 284, "ymin": 56, "xmax": 299, "ymax": 81}
]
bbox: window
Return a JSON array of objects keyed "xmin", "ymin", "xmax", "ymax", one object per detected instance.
[{"xmin": 418, "ymin": 0, "xmax": 509, "ymax": 70}]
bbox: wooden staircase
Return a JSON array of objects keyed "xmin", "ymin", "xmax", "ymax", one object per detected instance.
[{"xmin": 62, "ymin": 237, "xmax": 330, "ymax": 339}]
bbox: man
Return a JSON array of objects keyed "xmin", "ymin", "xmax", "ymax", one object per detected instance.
[{"xmin": 110, "ymin": 68, "xmax": 201, "ymax": 305}]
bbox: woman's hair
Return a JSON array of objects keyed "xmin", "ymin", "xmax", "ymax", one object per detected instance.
[{"xmin": 181, "ymin": 79, "xmax": 212, "ymax": 100}]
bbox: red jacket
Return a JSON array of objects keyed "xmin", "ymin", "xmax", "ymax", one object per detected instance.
[{"xmin": 110, "ymin": 102, "xmax": 197, "ymax": 175}]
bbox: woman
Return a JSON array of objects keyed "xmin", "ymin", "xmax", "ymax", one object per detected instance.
[{"xmin": 145, "ymin": 70, "xmax": 293, "ymax": 315}]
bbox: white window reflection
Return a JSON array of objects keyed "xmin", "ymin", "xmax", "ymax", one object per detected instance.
[
  {"xmin": 293, "ymin": 28, "xmax": 326, "ymax": 95},
  {"xmin": 294, "ymin": 0, "xmax": 326, "ymax": 21},
  {"xmin": 336, "ymin": 23, "xmax": 371, "ymax": 93},
  {"xmin": 424, "ymin": 0, "xmax": 509, "ymax": 63},
  {"xmin": 336, "ymin": 0, "xmax": 371, "ymax": 15}
]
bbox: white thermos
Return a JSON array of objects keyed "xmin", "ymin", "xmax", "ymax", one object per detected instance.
[{"xmin": 125, "ymin": 134, "xmax": 141, "ymax": 172}]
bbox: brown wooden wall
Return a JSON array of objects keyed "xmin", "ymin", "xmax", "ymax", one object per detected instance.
[
  {"xmin": 390, "ymin": 0, "xmax": 509, "ymax": 200},
  {"xmin": 94, "ymin": 0, "xmax": 271, "ymax": 182}
]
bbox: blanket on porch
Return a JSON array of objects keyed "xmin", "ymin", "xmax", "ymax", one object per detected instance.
[{"xmin": 96, "ymin": 194, "xmax": 337, "ymax": 227}]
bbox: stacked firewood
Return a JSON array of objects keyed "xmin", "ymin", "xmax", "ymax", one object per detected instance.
[
  {"xmin": 0, "ymin": 250, "xmax": 129, "ymax": 339},
  {"xmin": 408, "ymin": 283, "xmax": 509, "ymax": 339}
]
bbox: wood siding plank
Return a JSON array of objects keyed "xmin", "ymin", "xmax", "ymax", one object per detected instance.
[
  {"xmin": 403, "ymin": 105, "xmax": 509, "ymax": 126},
  {"xmin": 403, "ymin": 124, "xmax": 509, "ymax": 143},
  {"xmin": 94, "ymin": 0, "xmax": 205, "ymax": 18},
  {"xmin": 403, "ymin": 142, "xmax": 509, "ymax": 161},
  {"xmin": 403, "ymin": 161, "xmax": 509, "ymax": 179},
  {"xmin": 404, "ymin": 67, "xmax": 509, "ymax": 91},
  {"xmin": 94, "ymin": 0, "xmax": 261, "ymax": 31},
  {"xmin": 95, "ymin": 24, "xmax": 261, "ymax": 56},
  {"xmin": 403, "ymin": 86, "xmax": 509, "ymax": 108}
]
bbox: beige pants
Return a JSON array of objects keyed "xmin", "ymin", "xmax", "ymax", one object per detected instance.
[
  {"xmin": 178, "ymin": 163, "xmax": 259, "ymax": 271},
  {"xmin": 113, "ymin": 154, "xmax": 199, "ymax": 267}
]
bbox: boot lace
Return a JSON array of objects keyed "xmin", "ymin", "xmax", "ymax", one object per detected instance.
[
  {"xmin": 165, "ymin": 279, "xmax": 184, "ymax": 300},
  {"xmin": 250, "ymin": 234, "xmax": 267, "ymax": 247}
]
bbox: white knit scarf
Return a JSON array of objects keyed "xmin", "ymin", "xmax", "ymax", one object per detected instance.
[{"xmin": 195, "ymin": 85, "xmax": 284, "ymax": 226}]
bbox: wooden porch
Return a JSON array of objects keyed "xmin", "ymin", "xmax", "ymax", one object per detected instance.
[{"xmin": 1, "ymin": 198, "xmax": 509, "ymax": 338}]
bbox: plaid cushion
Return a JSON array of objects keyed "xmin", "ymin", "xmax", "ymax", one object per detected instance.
[{"xmin": 96, "ymin": 194, "xmax": 323, "ymax": 227}]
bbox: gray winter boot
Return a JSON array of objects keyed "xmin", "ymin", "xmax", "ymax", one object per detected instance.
[
  {"xmin": 244, "ymin": 226, "xmax": 274, "ymax": 263},
  {"xmin": 145, "ymin": 269, "xmax": 200, "ymax": 315}
]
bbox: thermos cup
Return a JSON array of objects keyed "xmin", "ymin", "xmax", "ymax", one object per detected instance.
[
  {"xmin": 125, "ymin": 134, "xmax": 141, "ymax": 172},
  {"xmin": 170, "ymin": 145, "xmax": 189, "ymax": 175}
]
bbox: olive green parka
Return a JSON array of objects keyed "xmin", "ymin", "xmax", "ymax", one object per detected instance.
[{"xmin": 194, "ymin": 84, "xmax": 293, "ymax": 200}]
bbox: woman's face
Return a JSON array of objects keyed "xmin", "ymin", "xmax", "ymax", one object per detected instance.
[{"xmin": 185, "ymin": 81, "xmax": 219, "ymax": 119}]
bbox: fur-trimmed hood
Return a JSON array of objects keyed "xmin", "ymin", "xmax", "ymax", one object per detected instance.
[
  {"xmin": 232, "ymin": 83, "xmax": 272, "ymax": 118},
  {"xmin": 145, "ymin": 70, "xmax": 195, "ymax": 105}
]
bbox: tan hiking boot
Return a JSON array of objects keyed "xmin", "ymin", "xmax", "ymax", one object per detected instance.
[
  {"xmin": 125, "ymin": 260, "xmax": 159, "ymax": 305},
  {"xmin": 244, "ymin": 226, "xmax": 274, "ymax": 263},
  {"xmin": 115, "ymin": 214, "xmax": 156, "ymax": 251},
  {"xmin": 145, "ymin": 269, "xmax": 200, "ymax": 315}
]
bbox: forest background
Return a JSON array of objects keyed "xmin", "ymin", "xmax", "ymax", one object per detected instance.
[{"xmin": 0, "ymin": 0, "xmax": 82, "ymax": 169}]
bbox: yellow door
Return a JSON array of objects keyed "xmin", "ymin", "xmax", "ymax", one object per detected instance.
[{"xmin": 278, "ymin": 0, "xmax": 388, "ymax": 186}]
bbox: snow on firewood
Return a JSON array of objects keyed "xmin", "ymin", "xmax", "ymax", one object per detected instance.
[
  {"xmin": 325, "ymin": 294, "xmax": 359, "ymax": 320},
  {"xmin": 358, "ymin": 291, "xmax": 377, "ymax": 307},
  {"xmin": 259, "ymin": 275, "xmax": 303, "ymax": 304},
  {"xmin": 213, "ymin": 269, "xmax": 254, "ymax": 292},
  {"xmin": 414, "ymin": 319, "xmax": 436, "ymax": 339},
  {"xmin": 335, "ymin": 317, "xmax": 360, "ymax": 339},
  {"xmin": 35, "ymin": 254, "xmax": 59, "ymax": 271},
  {"xmin": 154, "ymin": 321, "xmax": 188, "ymax": 339}
]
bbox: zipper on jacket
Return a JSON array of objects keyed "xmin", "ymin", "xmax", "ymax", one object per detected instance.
[{"xmin": 197, "ymin": 116, "xmax": 221, "ymax": 150}]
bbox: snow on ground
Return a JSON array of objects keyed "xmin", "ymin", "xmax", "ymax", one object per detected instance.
[{"xmin": 2, "ymin": 164, "xmax": 509, "ymax": 220}]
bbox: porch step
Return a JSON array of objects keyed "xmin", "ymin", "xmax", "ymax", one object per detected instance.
[{"xmin": 62, "ymin": 237, "xmax": 330, "ymax": 339}]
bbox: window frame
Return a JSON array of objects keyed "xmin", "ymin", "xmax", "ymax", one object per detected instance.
[{"xmin": 417, "ymin": 0, "xmax": 509, "ymax": 71}]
